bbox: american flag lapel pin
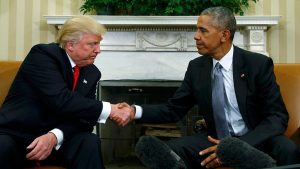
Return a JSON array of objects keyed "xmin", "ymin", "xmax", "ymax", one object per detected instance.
[{"xmin": 83, "ymin": 79, "xmax": 87, "ymax": 84}]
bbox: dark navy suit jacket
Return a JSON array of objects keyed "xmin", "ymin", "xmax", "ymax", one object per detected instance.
[
  {"xmin": 0, "ymin": 43, "xmax": 103, "ymax": 142},
  {"xmin": 139, "ymin": 46, "xmax": 288, "ymax": 147}
]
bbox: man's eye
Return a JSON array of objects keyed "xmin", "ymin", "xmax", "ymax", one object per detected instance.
[
  {"xmin": 88, "ymin": 42, "xmax": 98, "ymax": 47},
  {"xmin": 200, "ymin": 28, "xmax": 207, "ymax": 33}
]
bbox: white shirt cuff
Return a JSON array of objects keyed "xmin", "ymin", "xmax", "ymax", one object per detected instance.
[
  {"xmin": 98, "ymin": 101, "xmax": 111, "ymax": 123},
  {"xmin": 49, "ymin": 128, "xmax": 64, "ymax": 150},
  {"xmin": 134, "ymin": 105, "xmax": 143, "ymax": 119}
]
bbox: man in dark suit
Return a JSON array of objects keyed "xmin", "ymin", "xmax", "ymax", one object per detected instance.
[
  {"xmin": 0, "ymin": 16, "xmax": 132, "ymax": 169},
  {"xmin": 116, "ymin": 6, "xmax": 300, "ymax": 169}
]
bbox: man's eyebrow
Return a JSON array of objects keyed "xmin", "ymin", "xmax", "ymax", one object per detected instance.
[{"xmin": 198, "ymin": 26, "xmax": 207, "ymax": 31}]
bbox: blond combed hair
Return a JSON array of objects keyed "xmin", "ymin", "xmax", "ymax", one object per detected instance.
[{"xmin": 56, "ymin": 15, "xmax": 107, "ymax": 48}]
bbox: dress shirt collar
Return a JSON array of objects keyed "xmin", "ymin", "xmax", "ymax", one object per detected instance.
[
  {"xmin": 213, "ymin": 45, "xmax": 234, "ymax": 71},
  {"xmin": 66, "ymin": 52, "xmax": 76, "ymax": 68}
]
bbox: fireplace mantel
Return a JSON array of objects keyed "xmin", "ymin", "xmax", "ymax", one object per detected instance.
[
  {"xmin": 45, "ymin": 15, "xmax": 280, "ymax": 53},
  {"xmin": 44, "ymin": 15, "xmax": 280, "ymax": 81},
  {"xmin": 45, "ymin": 15, "xmax": 280, "ymax": 28}
]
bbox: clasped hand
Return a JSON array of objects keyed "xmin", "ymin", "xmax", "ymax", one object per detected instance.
[
  {"xmin": 110, "ymin": 102, "xmax": 135, "ymax": 126},
  {"xmin": 199, "ymin": 136, "xmax": 223, "ymax": 168}
]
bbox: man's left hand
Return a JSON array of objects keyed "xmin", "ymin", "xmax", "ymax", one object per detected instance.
[
  {"xmin": 199, "ymin": 136, "xmax": 222, "ymax": 168},
  {"xmin": 26, "ymin": 132, "xmax": 57, "ymax": 161}
]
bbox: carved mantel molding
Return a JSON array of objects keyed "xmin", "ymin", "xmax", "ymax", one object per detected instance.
[{"xmin": 45, "ymin": 15, "xmax": 280, "ymax": 54}]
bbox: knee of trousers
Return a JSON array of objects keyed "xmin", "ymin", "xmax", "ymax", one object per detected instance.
[
  {"xmin": 0, "ymin": 135, "xmax": 24, "ymax": 167},
  {"xmin": 271, "ymin": 136, "xmax": 298, "ymax": 153}
]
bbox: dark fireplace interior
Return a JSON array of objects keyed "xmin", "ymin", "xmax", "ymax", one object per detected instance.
[{"xmin": 97, "ymin": 80, "xmax": 200, "ymax": 164}]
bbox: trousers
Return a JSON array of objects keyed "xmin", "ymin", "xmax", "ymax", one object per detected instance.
[{"xmin": 0, "ymin": 132, "xmax": 105, "ymax": 169}]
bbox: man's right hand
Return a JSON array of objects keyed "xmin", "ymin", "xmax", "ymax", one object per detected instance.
[
  {"xmin": 110, "ymin": 102, "xmax": 135, "ymax": 126},
  {"xmin": 199, "ymin": 136, "xmax": 222, "ymax": 168},
  {"xmin": 26, "ymin": 132, "xmax": 57, "ymax": 161}
]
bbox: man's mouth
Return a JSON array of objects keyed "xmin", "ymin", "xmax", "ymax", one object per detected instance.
[{"xmin": 196, "ymin": 44, "xmax": 204, "ymax": 49}]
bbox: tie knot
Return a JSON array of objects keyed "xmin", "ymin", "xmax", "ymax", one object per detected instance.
[
  {"xmin": 215, "ymin": 62, "xmax": 222, "ymax": 70},
  {"xmin": 73, "ymin": 65, "xmax": 80, "ymax": 72}
]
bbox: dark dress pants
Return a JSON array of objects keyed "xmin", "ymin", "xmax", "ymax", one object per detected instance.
[
  {"xmin": 0, "ymin": 132, "xmax": 105, "ymax": 169},
  {"xmin": 262, "ymin": 135, "xmax": 300, "ymax": 166},
  {"xmin": 166, "ymin": 132, "xmax": 300, "ymax": 169},
  {"xmin": 166, "ymin": 131, "xmax": 213, "ymax": 169}
]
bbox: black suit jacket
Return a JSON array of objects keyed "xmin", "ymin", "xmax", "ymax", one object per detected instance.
[
  {"xmin": 0, "ymin": 43, "xmax": 103, "ymax": 141},
  {"xmin": 139, "ymin": 46, "xmax": 289, "ymax": 147}
]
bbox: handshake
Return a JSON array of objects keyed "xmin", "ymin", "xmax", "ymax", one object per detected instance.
[{"xmin": 109, "ymin": 102, "xmax": 136, "ymax": 126}]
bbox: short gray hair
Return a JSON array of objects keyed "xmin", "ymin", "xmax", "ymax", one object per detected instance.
[{"xmin": 201, "ymin": 6, "xmax": 236, "ymax": 41}]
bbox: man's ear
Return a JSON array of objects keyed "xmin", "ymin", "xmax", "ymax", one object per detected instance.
[
  {"xmin": 65, "ymin": 41, "xmax": 75, "ymax": 52},
  {"xmin": 220, "ymin": 30, "xmax": 231, "ymax": 42}
]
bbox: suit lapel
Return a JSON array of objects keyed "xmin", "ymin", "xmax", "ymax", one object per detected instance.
[
  {"xmin": 201, "ymin": 56, "xmax": 213, "ymax": 108},
  {"xmin": 75, "ymin": 67, "xmax": 86, "ymax": 92},
  {"xmin": 60, "ymin": 50, "xmax": 74, "ymax": 90},
  {"xmin": 232, "ymin": 47, "xmax": 248, "ymax": 124}
]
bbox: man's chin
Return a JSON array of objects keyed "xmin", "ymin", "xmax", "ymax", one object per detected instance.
[
  {"xmin": 196, "ymin": 48, "xmax": 207, "ymax": 55},
  {"xmin": 88, "ymin": 58, "xmax": 96, "ymax": 63},
  {"xmin": 79, "ymin": 61, "xmax": 95, "ymax": 67},
  {"xmin": 88, "ymin": 60, "xmax": 95, "ymax": 65},
  {"xmin": 197, "ymin": 50, "xmax": 207, "ymax": 56}
]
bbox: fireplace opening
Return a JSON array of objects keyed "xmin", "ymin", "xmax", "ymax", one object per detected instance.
[{"xmin": 97, "ymin": 80, "xmax": 201, "ymax": 164}]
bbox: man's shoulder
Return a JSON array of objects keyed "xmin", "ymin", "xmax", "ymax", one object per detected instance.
[
  {"xmin": 233, "ymin": 46, "xmax": 274, "ymax": 74},
  {"xmin": 23, "ymin": 43, "xmax": 68, "ymax": 68},
  {"xmin": 28, "ymin": 43, "xmax": 66, "ymax": 60},
  {"xmin": 31, "ymin": 43, "xmax": 62, "ymax": 52},
  {"xmin": 234, "ymin": 46, "xmax": 268, "ymax": 60}
]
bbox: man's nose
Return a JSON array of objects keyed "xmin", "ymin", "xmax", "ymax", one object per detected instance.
[
  {"xmin": 194, "ymin": 32, "xmax": 201, "ymax": 40},
  {"xmin": 94, "ymin": 45, "xmax": 100, "ymax": 53}
]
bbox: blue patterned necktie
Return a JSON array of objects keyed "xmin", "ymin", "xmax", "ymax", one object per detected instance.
[{"xmin": 212, "ymin": 62, "xmax": 230, "ymax": 139}]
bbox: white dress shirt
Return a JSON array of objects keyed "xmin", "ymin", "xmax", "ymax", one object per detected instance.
[{"xmin": 212, "ymin": 45, "xmax": 248, "ymax": 136}]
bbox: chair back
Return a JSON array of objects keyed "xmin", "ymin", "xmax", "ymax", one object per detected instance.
[
  {"xmin": 274, "ymin": 64, "xmax": 300, "ymax": 144},
  {"xmin": 0, "ymin": 61, "xmax": 22, "ymax": 106}
]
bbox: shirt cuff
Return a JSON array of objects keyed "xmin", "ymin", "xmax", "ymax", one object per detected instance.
[
  {"xmin": 98, "ymin": 101, "xmax": 111, "ymax": 123},
  {"xmin": 134, "ymin": 105, "xmax": 143, "ymax": 119},
  {"xmin": 49, "ymin": 128, "xmax": 64, "ymax": 150}
]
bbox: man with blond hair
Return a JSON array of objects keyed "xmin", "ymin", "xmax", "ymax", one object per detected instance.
[{"xmin": 0, "ymin": 16, "xmax": 132, "ymax": 169}]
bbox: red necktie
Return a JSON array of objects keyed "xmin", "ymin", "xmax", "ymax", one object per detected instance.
[{"xmin": 72, "ymin": 65, "xmax": 80, "ymax": 91}]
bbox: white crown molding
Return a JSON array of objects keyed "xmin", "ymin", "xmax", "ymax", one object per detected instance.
[{"xmin": 44, "ymin": 15, "xmax": 281, "ymax": 29}]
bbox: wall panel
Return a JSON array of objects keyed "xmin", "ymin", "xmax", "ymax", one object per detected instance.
[
  {"xmin": 8, "ymin": 0, "xmax": 16, "ymax": 60},
  {"xmin": 295, "ymin": 0, "xmax": 300, "ymax": 63},
  {"xmin": 0, "ymin": 0, "xmax": 9, "ymax": 59}
]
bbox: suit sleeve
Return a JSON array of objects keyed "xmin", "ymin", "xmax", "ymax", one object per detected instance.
[
  {"xmin": 139, "ymin": 62, "xmax": 196, "ymax": 123},
  {"xmin": 239, "ymin": 57, "xmax": 289, "ymax": 147}
]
